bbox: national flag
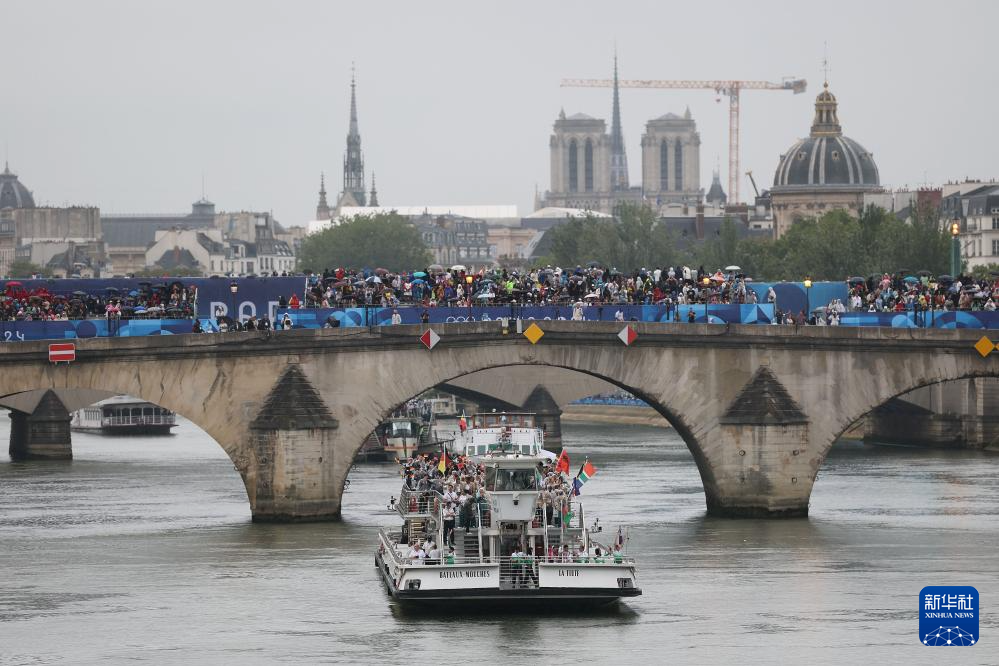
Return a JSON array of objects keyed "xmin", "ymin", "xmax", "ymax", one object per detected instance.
[
  {"xmin": 561, "ymin": 503, "xmax": 574, "ymax": 525},
  {"xmin": 458, "ymin": 412, "xmax": 467, "ymax": 433},
  {"xmin": 577, "ymin": 460, "xmax": 596, "ymax": 483},
  {"xmin": 555, "ymin": 449, "xmax": 570, "ymax": 474},
  {"xmin": 572, "ymin": 477, "xmax": 583, "ymax": 496},
  {"xmin": 438, "ymin": 450, "xmax": 449, "ymax": 473}
]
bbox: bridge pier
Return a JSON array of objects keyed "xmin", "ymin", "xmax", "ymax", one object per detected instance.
[
  {"xmin": 522, "ymin": 386, "xmax": 563, "ymax": 452},
  {"xmin": 8, "ymin": 390, "xmax": 73, "ymax": 461},
  {"xmin": 245, "ymin": 365, "xmax": 343, "ymax": 522},
  {"xmin": 699, "ymin": 367, "xmax": 814, "ymax": 518}
]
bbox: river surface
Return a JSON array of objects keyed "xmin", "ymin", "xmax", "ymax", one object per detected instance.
[{"xmin": 0, "ymin": 418, "xmax": 997, "ymax": 665}]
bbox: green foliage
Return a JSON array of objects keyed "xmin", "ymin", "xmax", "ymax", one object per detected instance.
[
  {"xmin": 298, "ymin": 212, "xmax": 433, "ymax": 272},
  {"xmin": 970, "ymin": 263, "xmax": 999, "ymax": 280},
  {"xmin": 743, "ymin": 206, "xmax": 952, "ymax": 281},
  {"xmin": 6, "ymin": 260, "xmax": 52, "ymax": 278},
  {"xmin": 546, "ymin": 203, "xmax": 679, "ymax": 270}
]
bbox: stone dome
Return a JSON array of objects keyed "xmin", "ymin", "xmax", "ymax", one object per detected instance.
[
  {"xmin": 772, "ymin": 84, "xmax": 880, "ymax": 189},
  {"xmin": 0, "ymin": 163, "xmax": 36, "ymax": 209}
]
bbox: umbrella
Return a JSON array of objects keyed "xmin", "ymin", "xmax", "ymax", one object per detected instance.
[
  {"xmin": 903, "ymin": 276, "xmax": 919, "ymax": 284},
  {"xmin": 451, "ymin": 264, "xmax": 466, "ymax": 272},
  {"xmin": 374, "ymin": 268, "xmax": 389, "ymax": 276},
  {"xmin": 105, "ymin": 287, "xmax": 120, "ymax": 293},
  {"xmin": 366, "ymin": 275, "xmax": 382, "ymax": 284},
  {"xmin": 411, "ymin": 278, "xmax": 426, "ymax": 284},
  {"xmin": 72, "ymin": 290, "xmax": 87, "ymax": 296},
  {"xmin": 428, "ymin": 264, "xmax": 444, "ymax": 273},
  {"xmin": 937, "ymin": 275, "xmax": 954, "ymax": 282},
  {"xmin": 586, "ymin": 260, "xmax": 601, "ymax": 268},
  {"xmin": 847, "ymin": 277, "xmax": 865, "ymax": 284},
  {"xmin": 413, "ymin": 271, "xmax": 427, "ymax": 278},
  {"xmin": 152, "ymin": 283, "xmax": 167, "ymax": 289},
  {"xmin": 475, "ymin": 292, "xmax": 495, "ymax": 299},
  {"xmin": 128, "ymin": 290, "xmax": 139, "ymax": 297},
  {"xmin": 917, "ymin": 270, "xmax": 933, "ymax": 277},
  {"xmin": 584, "ymin": 292, "xmax": 600, "ymax": 300},
  {"xmin": 711, "ymin": 274, "xmax": 725, "ymax": 283},
  {"xmin": 725, "ymin": 265, "xmax": 741, "ymax": 272}
]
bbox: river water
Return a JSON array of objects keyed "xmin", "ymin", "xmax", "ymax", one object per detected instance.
[{"xmin": 0, "ymin": 418, "xmax": 997, "ymax": 665}]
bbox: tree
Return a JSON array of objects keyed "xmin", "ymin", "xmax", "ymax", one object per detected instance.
[
  {"xmin": 545, "ymin": 203, "xmax": 679, "ymax": 270},
  {"xmin": 297, "ymin": 213, "xmax": 433, "ymax": 272},
  {"xmin": 6, "ymin": 260, "xmax": 52, "ymax": 278}
]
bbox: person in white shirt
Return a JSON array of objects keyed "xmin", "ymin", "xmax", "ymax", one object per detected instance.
[{"xmin": 407, "ymin": 542, "xmax": 424, "ymax": 563}]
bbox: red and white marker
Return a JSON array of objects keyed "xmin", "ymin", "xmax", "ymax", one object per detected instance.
[
  {"xmin": 617, "ymin": 325, "xmax": 637, "ymax": 346},
  {"xmin": 48, "ymin": 342, "xmax": 76, "ymax": 363},
  {"xmin": 419, "ymin": 328, "xmax": 440, "ymax": 350}
]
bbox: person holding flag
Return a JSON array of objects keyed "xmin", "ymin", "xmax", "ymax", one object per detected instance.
[
  {"xmin": 458, "ymin": 411, "xmax": 468, "ymax": 434},
  {"xmin": 555, "ymin": 449, "xmax": 570, "ymax": 475}
]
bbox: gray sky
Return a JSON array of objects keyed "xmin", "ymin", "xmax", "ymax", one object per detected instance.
[{"xmin": 4, "ymin": 0, "xmax": 996, "ymax": 226}]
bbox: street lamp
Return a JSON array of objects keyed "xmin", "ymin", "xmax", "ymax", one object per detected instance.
[
  {"xmin": 950, "ymin": 220, "xmax": 961, "ymax": 277},
  {"xmin": 229, "ymin": 279, "xmax": 238, "ymax": 327},
  {"xmin": 702, "ymin": 276, "xmax": 711, "ymax": 323},
  {"xmin": 803, "ymin": 277, "xmax": 812, "ymax": 323}
]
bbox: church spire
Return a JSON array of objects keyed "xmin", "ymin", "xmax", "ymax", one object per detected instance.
[
  {"xmin": 609, "ymin": 51, "xmax": 629, "ymax": 191},
  {"xmin": 316, "ymin": 172, "xmax": 331, "ymax": 220},
  {"xmin": 369, "ymin": 173, "xmax": 379, "ymax": 207},
  {"xmin": 341, "ymin": 64, "xmax": 366, "ymax": 207}
]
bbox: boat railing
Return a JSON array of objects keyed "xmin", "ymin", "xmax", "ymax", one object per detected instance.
[
  {"xmin": 396, "ymin": 488, "xmax": 439, "ymax": 518},
  {"xmin": 102, "ymin": 414, "xmax": 177, "ymax": 426}
]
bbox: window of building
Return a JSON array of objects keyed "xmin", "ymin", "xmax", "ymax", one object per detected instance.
[
  {"xmin": 568, "ymin": 140, "xmax": 578, "ymax": 192},
  {"xmin": 674, "ymin": 142, "xmax": 683, "ymax": 191},
  {"xmin": 584, "ymin": 139, "xmax": 594, "ymax": 192},
  {"xmin": 660, "ymin": 140, "xmax": 669, "ymax": 191},
  {"xmin": 993, "ymin": 239, "xmax": 999, "ymax": 256},
  {"xmin": 993, "ymin": 217, "xmax": 999, "ymax": 230}
]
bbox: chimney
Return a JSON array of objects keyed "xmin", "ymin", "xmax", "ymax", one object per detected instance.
[{"xmin": 695, "ymin": 203, "xmax": 705, "ymax": 240}]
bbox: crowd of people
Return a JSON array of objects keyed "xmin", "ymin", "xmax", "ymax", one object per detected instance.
[
  {"xmin": 394, "ymin": 451, "xmax": 620, "ymax": 572},
  {"xmin": 304, "ymin": 265, "xmax": 763, "ymax": 309},
  {"xmin": 0, "ymin": 281, "xmax": 196, "ymax": 322}
]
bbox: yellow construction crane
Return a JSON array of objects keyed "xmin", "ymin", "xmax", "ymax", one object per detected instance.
[{"xmin": 560, "ymin": 77, "xmax": 807, "ymax": 205}]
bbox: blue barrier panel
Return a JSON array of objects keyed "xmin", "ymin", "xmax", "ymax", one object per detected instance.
[
  {"xmin": 748, "ymin": 282, "xmax": 849, "ymax": 315},
  {"xmin": 0, "ymin": 319, "xmax": 194, "ymax": 342}
]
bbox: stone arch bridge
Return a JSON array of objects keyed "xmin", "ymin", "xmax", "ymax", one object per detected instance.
[{"xmin": 1, "ymin": 321, "xmax": 995, "ymax": 521}]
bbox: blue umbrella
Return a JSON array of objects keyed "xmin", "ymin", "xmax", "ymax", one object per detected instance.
[
  {"xmin": 903, "ymin": 276, "xmax": 919, "ymax": 284},
  {"xmin": 411, "ymin": 278, "xmax": 426, "ymax": 284},
  {"xmin": 129, "ymin": 290, "xmax": 139, "ymax": 296},
  {"xmin": 413, "ymin": 271, "xmax": 427, "ymax": 278}
]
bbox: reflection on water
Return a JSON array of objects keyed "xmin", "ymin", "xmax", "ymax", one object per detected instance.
[{"xmin": 0, "ymin": 417, "xmax": 997, "ymax": 664}]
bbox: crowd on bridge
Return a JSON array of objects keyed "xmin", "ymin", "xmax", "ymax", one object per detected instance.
[
  {"xmin": 0, "ymin": 280, "xmax": 197, "ymax": 322},
  {"xmin": 302, "ymin": 264, "xmax": 765, "ymax": 311}
]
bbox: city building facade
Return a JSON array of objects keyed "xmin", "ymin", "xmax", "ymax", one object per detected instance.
[{"xmin": 770, "ymin": 82, "xmax": 882, "ymax": 237}]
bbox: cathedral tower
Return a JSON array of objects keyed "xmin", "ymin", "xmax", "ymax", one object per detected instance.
[{"xmin": 340, "ymin": 69, "xmax": 366, "ymax": 207}]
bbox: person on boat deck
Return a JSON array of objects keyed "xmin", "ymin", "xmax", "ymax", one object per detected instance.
[
  {"xmin": 524, "ymin": 547, "xmax": 539, "ymax": 585},
  {"xmin": 442, "ymin": 502, "xmax": 456, "ymax": 546},
  {"xmin": 407, "ymin": 542, "xmax": 426, "ymax": 564},
  {"xmin": 511, "ymin": 547, "xmax": 524, "ymax": 587},
  {"xmin": 426, "ymin": 542, "xmax": 440, "ymax": 565},
  {"xmin": 558, "ymin": 544, "xmax": 572, "ymax": 563}
]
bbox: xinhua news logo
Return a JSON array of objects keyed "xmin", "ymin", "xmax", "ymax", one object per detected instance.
[{"xmin": 919, "ymin": 586, "xmax": 978, "ymax": 646}]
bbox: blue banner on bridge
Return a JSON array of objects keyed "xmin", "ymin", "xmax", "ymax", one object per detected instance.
[{"xmin": 0, "ymin": 318, "xmax": 195, "ymax": 342}]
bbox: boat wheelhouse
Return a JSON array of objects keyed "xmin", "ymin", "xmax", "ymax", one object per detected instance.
[{"xmin": 374, "ymin": 412, "xmax": 640, "ymax": 607}]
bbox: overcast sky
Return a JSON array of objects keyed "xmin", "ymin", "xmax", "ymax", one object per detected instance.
[{"xmin": 4, "ymin": 0, "xmax": 996, "ymax": 226}]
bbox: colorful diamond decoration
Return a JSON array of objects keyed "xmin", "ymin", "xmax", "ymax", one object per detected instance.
[
  {"xmin": 974, "ymin": 336, "xmax": 994, "ymax": 358},
  {"xmin": 618, "ymin": 325, "xmax": 638, "ymax": 346},
  {"xmin": 523, "ymin": 322, "xmax": 544, "ymax": 344},
  {"xmin": 420, "ymin": 328, "xmax": 440, "ymax": 350}
]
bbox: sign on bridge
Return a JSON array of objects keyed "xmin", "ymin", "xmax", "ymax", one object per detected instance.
[{"xmin": 48, "ymin": 343, "xmax": 76, "ymax": 363}]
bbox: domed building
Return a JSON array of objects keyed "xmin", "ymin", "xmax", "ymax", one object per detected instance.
[
  {"xmin": 0, "ymin": 162, "xmax": 36, "ymax": 210},
  {"xmin": 770, "ymin": 83, "xmax": 881, "ymax": 237}
]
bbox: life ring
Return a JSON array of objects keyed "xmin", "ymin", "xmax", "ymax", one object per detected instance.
[{"xmin": 425, "ymin": 517, "xmax": 439, "ymax": 534}]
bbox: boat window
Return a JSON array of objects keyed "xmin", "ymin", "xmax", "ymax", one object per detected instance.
[
  {"xmin": 486, "ymin": 468, "xmax": 537, "ymax": 492},
  {"xmin": 391, "ymin": 422, "xmax": 413, "ymax": 436}
]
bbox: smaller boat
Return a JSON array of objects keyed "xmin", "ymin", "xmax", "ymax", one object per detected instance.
[{"xmin": 71, "ymin": 396, "xmax": 178, "ymax": 436}]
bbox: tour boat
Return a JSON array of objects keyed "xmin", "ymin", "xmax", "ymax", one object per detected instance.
[
  {"xmin": 374, "ymin": 412, "xmax": 641, "ymax": 608},
  {"xmin": 70, "ymin": 396, "xmax": 178, "ymax": 436},
  {"xmin": 381, "ymin": 416, "xmax": 423, "ymax": 458}
]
